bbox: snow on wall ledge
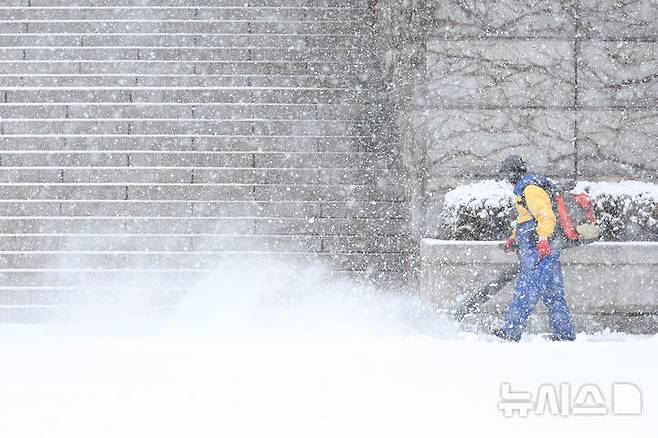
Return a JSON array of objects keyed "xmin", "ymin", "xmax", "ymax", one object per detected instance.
[{"xmin": 419, "ymin": 239, "xmax": 658, "ymax": 333}]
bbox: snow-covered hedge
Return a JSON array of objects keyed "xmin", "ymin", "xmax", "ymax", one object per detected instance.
[
  {"xmin": 574, "ymin": 181, "xmax": 658, "ymax": 241},
  {"xmin": 440, "ymin": 180, "xmax": 516, "ymax": 241},
  {"xmin": 440, "ymin": 180, "xmax": 658, "ymax": 241}
]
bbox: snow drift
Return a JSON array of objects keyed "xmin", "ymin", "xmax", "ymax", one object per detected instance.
[{"xmin": 0, "ymin": 257, "xmax": 655, "ymax": 438}]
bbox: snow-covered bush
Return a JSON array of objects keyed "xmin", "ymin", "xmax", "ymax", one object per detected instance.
[
  {"xmin": 440, "ymin": 180, "xmax": 516, "ymax": 240},
  {"xmin": 441, "ymin": 180, "xmax": 658, "ymax": 241},
  {"xmin": 573, "ymin": 181, "xmax": 658, "ymax": 241}
]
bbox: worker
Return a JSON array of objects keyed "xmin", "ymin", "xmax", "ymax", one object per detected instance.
[{"xmin": 493, "ymin": 156, "xmax": 577, "ymax": 342}]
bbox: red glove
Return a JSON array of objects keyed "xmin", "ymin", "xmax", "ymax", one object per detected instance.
[
  {"xmin": 504, "ymin": 237, "xmax": 516, "ymax": 253},
  {"xmin": 537, "ymin": 238, "xmax": 551, "ymax": 259}
]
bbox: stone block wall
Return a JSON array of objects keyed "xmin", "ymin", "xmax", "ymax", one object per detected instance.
[
  {"xmin": 420, "ymin": 239, "xmax": 658, "ymax": 333},
  {"xmin": 373, "ymin": 0, "xmax": 658, "ymax": 237}
]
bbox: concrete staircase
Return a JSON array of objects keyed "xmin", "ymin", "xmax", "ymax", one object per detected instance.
[{"xmin": 0, "ymin": 0, "xmax": 409, "ymax": 314}]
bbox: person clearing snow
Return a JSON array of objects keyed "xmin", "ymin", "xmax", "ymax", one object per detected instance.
[{"xmin": 493, "ymin": 156, "xmax": 577, "ymax": 342}]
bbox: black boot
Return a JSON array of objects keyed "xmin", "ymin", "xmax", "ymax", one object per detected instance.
[
  {"xmin": 549, "ymin": 334, "xmax": 576, "ymax": 342},
  {"xmin": 492, "ymin": 328, "xmax": 519, "ymax": 342}
]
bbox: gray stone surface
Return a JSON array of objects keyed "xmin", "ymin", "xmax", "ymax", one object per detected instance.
[
  {"xmin": 27, "ymin": 0, "xmax": 366, "ymax": 6},
  {"xmin": 428, "ymin": 0, "xmax": 575, "ymax": 37},
  {"xmin": 320, "ymin": 201, "xmax": 405, "ymax": 218},
  {"xmin": 0, "ymin": 62, "xmax": 81, "ymax": 75},
  {"xmin": 416, "ymin": 109, "xmax": 576, "ymax": 188},
  {"xmin": 579, "ymin": 0, "xmax": 658, "ymax": 38},
  {"xmin": 0, "ymin": 152, "xmax": 130, "ymax": 167},
  {"xmin": 420, "ymin": 240, "xmax": 658, "ymax": 332},
  {"xmin": 577, "ymin": 110, "xmax": 658, "ymax": 179},
  {"xmin": 7, "ymin": 90, "xmax": 133, "ymax": 103},
  {"xmin": 0, "ymin": 186, "xmax": 127, "ymax": 200},
  {"xmin": 127, "ymin": 153, "xmax": 250, "ymax": 167},
  {"xmin": 0, "ymin": 169, "xmax": 61, "ymax": 184},
  {"xmin": 426, "ymin": 39, "xmax": 574, "ymax": 108},
  {"xmin": 579, "ymin": 41, "xmax": 658, "ymax": 109}
]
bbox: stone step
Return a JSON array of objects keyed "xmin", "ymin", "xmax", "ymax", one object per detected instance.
[
  {"xmin": 0, "ymin": 103, "xmax": 376, "ymax": 120},
  {"xmin": 0, "ymin": 61, "xmax": 82, "ymax": 74},
  {"xmin": 0, "ymin": 200, "xmax": 316, "ymax": 217},
  {"xmin": 0, "ymin": 167, "xmax": 388, "ymax": 185},
  {"xmin": 1, "ymin": 119, "xmax": 368, "ymax": 136},
  {"xmin": 24, "ymin": 0, "xmax": 367, "ymax": 7},
  {"xmin": 0, "ymin": 217, "xmax": 408, "ymax": 235},
  {"xmin": 0, "ymin": 151, "xmax": 390, "ymax": 168},
  {"xmin": 0, "ymin": 269, "xmax": 406, "ymax": 299},
  {"xmin": 0, "ymin": 270, "xmax": 206, "ymax": 289},
  {"xmin": 0, "ymin": 234, "xmax": 408, "ymax": 253},
  {"xmin": 0, "ymin": 47, "xmax": 368, "ymax": 62},
  {"xmin": 0, "ymin": 200, "xmax": 405, "ymax": 219},
  {"xmin": 324, "ymin": 235, "xmax": 412, "ymax": 253},
  {"xmin": 0, "ymin": 135, "xmax": 375, "ymax": 153},
  {"xmin": 2, "ymin": 251, "xmax": 402, "ymax": 273},
  {"xmin": 0, "ymin": 33, "xmax": 372, "ymax": 48},
  {"xmin": 0, "ymin": 74, "xmax": 371, "ymax": 88},
  {"xmin": 159, "ymin": 47, "xmax": 369, "ymax": 62},
  {"xmin": 0, "ymin": 274, "xmax": 415, "ymax": 308},
  {"xmin": 0, "ymin": 251, "xmax": 405, "ymax": 272},
  {"xmin": 0, "ymin": 184, "xmax": 403, "ymax": 202},
  {"xmin": 0, "ymin": 288, "xmax": 186, "ymax": 308},
  {"xmin": 0, "ymin": 269, "xmax": 411, "ymax": 307},
  {"xmin": 3, "ymin": 88, "xmax": 375, "ymax": 104},
  {"xmin": 0, "ymin": 234, "xmax": 310, "ymax": 252},
  {"xmin": 12, "ymin": 21, "xmax": 368, "ymax": 34},
  {"xmin": 0, "ymin": 7, "xmax": 369, "ymax": 21},
  {"xmin": 0, "ymin": 167, "xmax": 391, "ymax": 185},
  {"xmin": 0, "ymin": 60, "xmax": 377, "ymax": 76}
]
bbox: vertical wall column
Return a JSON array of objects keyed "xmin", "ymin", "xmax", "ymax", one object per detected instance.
[{"xmin": 372, "ymin": 0, "xmax": 431, "ymax": 275}]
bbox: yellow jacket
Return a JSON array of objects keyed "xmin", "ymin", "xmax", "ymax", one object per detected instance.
[{"xmin": 511, "ymin": 185, "xmax": 556, "ymax": 239}]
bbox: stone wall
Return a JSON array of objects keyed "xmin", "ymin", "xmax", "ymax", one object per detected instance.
[
  {"xmin": 373, "ymin": 0, "xmax": 658, "ymax": 237},
  {"xmin": 420, "ymin": 239, "xmax": 658, "ymax": 333}
]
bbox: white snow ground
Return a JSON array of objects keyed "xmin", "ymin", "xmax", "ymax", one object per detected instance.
[{"xmin": 0, "ymin": 261, "xmax": 655, "ymax": 438}]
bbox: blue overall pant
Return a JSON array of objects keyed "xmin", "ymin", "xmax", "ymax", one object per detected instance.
[{"xmin": 502, "ymin": 221, "xmax": 576, "ymax": 341}]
